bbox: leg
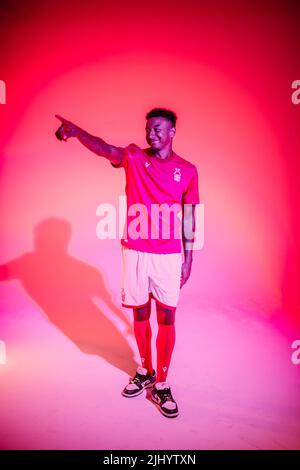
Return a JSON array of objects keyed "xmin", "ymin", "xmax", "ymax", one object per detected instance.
[
  {"xmin": 133, "ymin": 299, "xmax": 153, "ymax": 374},
  {"xmin": 156, "ymin": 302, "xmax": 176, "ymax": 383}
]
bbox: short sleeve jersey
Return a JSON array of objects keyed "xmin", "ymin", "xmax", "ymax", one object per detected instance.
[{"xmin": 111, "ymin": 144, "xmax": 200, "ymax": 254}]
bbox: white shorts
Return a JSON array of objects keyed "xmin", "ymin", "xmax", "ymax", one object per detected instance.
[{"xmin": 121, "ymin": 247, "xmax": 182, "ymax": 310}]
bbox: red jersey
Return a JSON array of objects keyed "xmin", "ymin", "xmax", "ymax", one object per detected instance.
[{"xmin": 112, "ymin": 144, "xmax": 200, "ymax": 254}]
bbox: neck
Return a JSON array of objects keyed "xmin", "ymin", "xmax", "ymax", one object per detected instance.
[{"xmin": 153, "ymin": 145, "xmax": 173, "ymax": 160}]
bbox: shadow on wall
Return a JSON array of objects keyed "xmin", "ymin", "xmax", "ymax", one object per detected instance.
[{"xmin": 0, "ymin": 217, "xmax": 138, "ymax": 376}]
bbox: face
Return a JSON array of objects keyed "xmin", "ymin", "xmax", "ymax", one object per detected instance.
[{"xmin": 145, "ymin": 117, "xmax": 176, "ymax": 151}]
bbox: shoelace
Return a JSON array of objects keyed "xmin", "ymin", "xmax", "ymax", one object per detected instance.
[
  {"xmin": 131, "ymin": 372, "xmax": 146, "ymax": 385},
  {"xmin": 157, "ymin": 389, "xmax": 174, "ymax": 402}
]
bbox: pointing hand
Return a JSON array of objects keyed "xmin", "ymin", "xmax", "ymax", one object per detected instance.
[{"xmin": 54, "ymin": 114, "xmax": 79, "ymax": 141}]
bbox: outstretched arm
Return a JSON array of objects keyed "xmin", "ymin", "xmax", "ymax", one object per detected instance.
[{"xmin": 54, "ymin": 114, "xmax": 125, "ymax": 166}]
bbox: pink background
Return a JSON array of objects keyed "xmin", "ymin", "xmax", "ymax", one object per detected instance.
[{"xmin": 0, "ymin": 0, "xmax": 300, "ymax": 449}]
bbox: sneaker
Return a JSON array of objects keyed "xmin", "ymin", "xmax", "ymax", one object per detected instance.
[
  {"xmin": 122, "ymin": 367, "xmax": 156, "ymax": 397},
  {"xmin": 151, "ymin": 382, "xmax": 179, "ymax": 418}
]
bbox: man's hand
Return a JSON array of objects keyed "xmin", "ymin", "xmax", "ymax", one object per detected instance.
[
  {"xmin": 180, "ymin": 259, "xmax": 192, "ymax": 288},
  {"xmin": 55, "ymin": 114, "xmax": 80, "ymax": 141}
]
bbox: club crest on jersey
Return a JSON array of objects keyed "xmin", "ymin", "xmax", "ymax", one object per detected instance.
[{"xmin": 173, "ymin": 167, "xmax": 181, "ymax": 182}]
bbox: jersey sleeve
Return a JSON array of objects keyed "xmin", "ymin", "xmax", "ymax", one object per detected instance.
[
  {"xmin": 110, "ymin": 143, "xmax": 137, "ymax": 169},
  {"xmin": 182, "ymin": 165, "xmax": 200, "ymax": 204}
]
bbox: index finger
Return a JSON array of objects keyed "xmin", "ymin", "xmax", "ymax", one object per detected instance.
[{"xmin": 55, "ymin": 114, "xmax": 68, "ymax": 124}]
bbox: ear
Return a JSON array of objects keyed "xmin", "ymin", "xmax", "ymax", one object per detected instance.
[{"xmin": 170, "ymin": 127, "xmax": 176, "ymax": 138}]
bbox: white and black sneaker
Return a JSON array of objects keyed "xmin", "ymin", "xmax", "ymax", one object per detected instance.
[
  {"xmin": 151, "ymin": 382, "xmax": 179, "ymax": 418},
  {"xmin": 122, "ymin": 367, "xmax": 156, "ymax": 398}
]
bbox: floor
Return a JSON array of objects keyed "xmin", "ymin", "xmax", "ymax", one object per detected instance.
[{"xmin": 0, "ymin": 284, "xmax": 300, "ymax": 450}]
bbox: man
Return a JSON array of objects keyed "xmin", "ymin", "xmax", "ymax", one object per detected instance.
[{"xmin": 55, "ymin": 108, "xmax": 200, "ymax": 418}]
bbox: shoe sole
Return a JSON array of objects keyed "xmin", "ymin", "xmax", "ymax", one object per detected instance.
[
  {"xmin": 121, "ymin": 381, "xmax": 155, "ymax": 398},
  {"xmin": 151, "ymin": 396, "xmax": 179, "ymax": 418}
]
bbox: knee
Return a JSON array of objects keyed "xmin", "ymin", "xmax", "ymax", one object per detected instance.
[
  {"xmin": 133, "ymin": 303, "xmax": 151, "ymax": 322},
  {"xmin": 156, "ymin": 303, "xmax": 176, "ymax": 325}
]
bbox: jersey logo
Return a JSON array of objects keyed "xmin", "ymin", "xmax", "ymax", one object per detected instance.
[
  {"xmin": 145, "ymin": 162, "xmax": 151, "ymax": 168},
  {"xmin": 173, "ymin": 168, "xmax": 181, "ymax": 182}
]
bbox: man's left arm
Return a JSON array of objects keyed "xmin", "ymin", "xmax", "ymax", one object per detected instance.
[{"xmin": 181, "ymin": 203, "xmax": 196, "ymax": 288}]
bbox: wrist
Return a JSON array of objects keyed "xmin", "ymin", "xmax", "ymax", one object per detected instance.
[
  {"xmin": 184, "ymin": 247, "xmax": 193, "ymax": 263},
  {"xmin": 75, "ymin": 127, "xmax": 83, "ymax": 139}
]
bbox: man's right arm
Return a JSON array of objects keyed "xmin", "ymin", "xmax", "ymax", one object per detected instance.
[
  {"xmin": 76, "ymin": 129, "xmax": 125, "ymax": 166},
  {"xmin": 54, "ymin": 114, "xmax": 125, "ymax": 166}
]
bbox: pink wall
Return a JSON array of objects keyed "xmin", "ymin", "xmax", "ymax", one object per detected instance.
[
  {"xmin": 1, "ymin": 1, "xmax": 299, "ymax": 333},
  {"xmin": 1, "ymin": 0, "xmax": 300, "ymax": 451}
]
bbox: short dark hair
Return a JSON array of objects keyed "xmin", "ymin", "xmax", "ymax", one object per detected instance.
[{"xmin": 146, "ymin": 107, "xmax": 177, "ymax": 127}]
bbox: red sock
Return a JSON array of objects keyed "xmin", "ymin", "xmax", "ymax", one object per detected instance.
[
  {"xmin": 156, "ymin": 306, "xmax": 176, "ymax": 382},
  {"xmin": 133, "ymin": 303, "xmax": 153, "ymax": 374},
  {"xmin": 133, "ymin": 320, "xmax": 153, "ymax": 373}
]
